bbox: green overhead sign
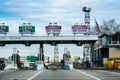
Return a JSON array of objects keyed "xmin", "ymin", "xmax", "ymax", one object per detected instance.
[
  {"xmin": 0, "ymin": 26, "xmax": 9, "ymax": 33},
  {"xmin": 19, "ymin": 26, "xmax": 35, "ymax": 34}
]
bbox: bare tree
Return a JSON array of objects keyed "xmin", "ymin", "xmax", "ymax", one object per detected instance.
[
  {"xmin": 90, "ymin": 19, "xmax": 120, "ymax": 35},
  {"xmin": 101, "ymin": 19, "xmax": 119, "ymax": 35}
]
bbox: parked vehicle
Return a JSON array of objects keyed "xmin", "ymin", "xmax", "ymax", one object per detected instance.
[{"xmin": 0, "ymin": 60, "xmax": 6, "ymax": 70}]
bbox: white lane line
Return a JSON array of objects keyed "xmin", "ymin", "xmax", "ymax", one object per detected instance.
[
  {"xmin": 76, "ymin": 70, "xmax": 101, "ymax": 80},
  {"xmin": 28, "ymin": 70, "xmax": 44, "ymax": 80}
]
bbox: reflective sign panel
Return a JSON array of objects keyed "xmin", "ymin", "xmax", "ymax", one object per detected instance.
[
  {"xmin": 19, "ymin": 26, "xmax": 35, "ymax": 34},
  {"xmin": 45, "ymin": 25, "xmax": 61, "ymax": 34},
  {"xmin": 0, "ymin": 26, "xmax": 9, "ymax": 34},
  {"xmin": 72, "ymin": 25, "xmax": 88, "ymax": 34}
]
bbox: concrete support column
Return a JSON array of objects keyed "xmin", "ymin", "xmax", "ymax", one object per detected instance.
[
  {"xmin": 99, "ymin": 49, "xmax": 101, "ymax": 59},
  {"xmin": 13, "ymin": 48, "xmax": 17, "ymax": 66},
  {"xmin": 89, "ymin": 42, "xmax": 95, "ymax": 68},
  {"xmin": 39, "ymin": 44, "xmax": 44, "ymax": 62}
]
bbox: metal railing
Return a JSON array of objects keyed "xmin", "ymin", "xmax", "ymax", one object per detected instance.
[
  {"xmin": 107, "ymin": 41, "xmax": 120, "ymax": 45},
  {"xmin": 112, "ymin": 41, "xmax": 120, "ymax": 44}
]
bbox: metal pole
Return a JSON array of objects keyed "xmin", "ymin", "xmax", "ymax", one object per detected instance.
[
  {"xmin": 40, "ymin": 44, "xmax": 43, "ymax": 62},
  {"xmin": 13, "ymin": 48, "xmax": 17, "ymax": 66},
  {"xmin": 40, "ymin": 48, "xmax": 42, "ymax": 61},
  {"xmin": 38, "ymin": 49, "xmax": 40, "ymax": 61},
  {"xmin": 48, "ymin": 57, "xmax": 49, "ymax": 65}
]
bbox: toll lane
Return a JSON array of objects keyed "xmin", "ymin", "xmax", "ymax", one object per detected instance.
[
  {"xmin": 0, "ymin": 70, "xmax": 39, "ymax": 80},
  {"xmin": 76, "ymin": 69, "xmax": 120, "ymax": 80},
  {"xmin": 31, "ymin": 70, "xmax": 95, "ymax": 80},
  {"xmin": 1, "ymin": 69, "xmax": 120, "ymax": 80}
]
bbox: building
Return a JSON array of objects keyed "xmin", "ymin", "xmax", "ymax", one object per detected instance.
[{"xmin": 94, "ymin": 32, "xmax": 120, "ymax": 67}]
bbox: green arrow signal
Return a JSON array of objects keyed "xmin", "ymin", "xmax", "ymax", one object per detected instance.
[
  {"xmin": 25, "ymin": 41, "xmax": 30, "ymax": 46},
  {"xmin": 77, "ymin": 42, "xmax": 81, "ymax": 46}
]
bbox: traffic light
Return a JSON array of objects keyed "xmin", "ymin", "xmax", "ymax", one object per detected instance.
[
  {"xmin": 0, "ymin": 41, "xmax": 5, "ymax": 46},
  {"xmin": 25, "ymin": 41, "xmax": 30, "ymax": 46},
  {"xmin": 51, "ymin": 41, "xmax": 55, "ymax": 46},
  {"xmin": 76, "ymin": 41, "xmax": 81, "ymax": 46}
]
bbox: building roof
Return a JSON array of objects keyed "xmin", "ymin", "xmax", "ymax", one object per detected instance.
[{"xmin": 98, "ymin": 32, "xmax": 120, "ymax": 38}]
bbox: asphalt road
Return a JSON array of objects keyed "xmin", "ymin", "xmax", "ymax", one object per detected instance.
[
  {"xmin": 0, "ymin": 70, "xmax": 39, "ymax": 80},
  {"xmin": 0, "ymin": 69, "xmax": 120, "ymax": 80},
  {"xmin": 76, "ymin": 69, "xmax": 120, "ymax": 80}
]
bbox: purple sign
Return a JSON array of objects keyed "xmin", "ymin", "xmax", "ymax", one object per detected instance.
[
  {"xmin": 72, "ymin": 25, "xmax": 88, "ymax": 30},
  {"xmin": 0, "ymin": 29, "xmax": 5, "ymax": 33},
  {"xmin": 45, "ymin": 26, "xmax": 61, "ymax": 30},
  {"xmin": 23, "ymin": 30, "xmax": 32, "ymax": 33},
  {"xmin": 20, "ymin": 30, "xmax": 33, "ymax": 34}
]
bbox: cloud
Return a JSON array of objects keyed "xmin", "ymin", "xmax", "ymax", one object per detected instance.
[
  {"xmin": 1, "ymin": 0, "xmax": 120, "ymax": 36},
  {"xmin": 0, "ymin": 0, "xmax": 120, "ymax": 59}
]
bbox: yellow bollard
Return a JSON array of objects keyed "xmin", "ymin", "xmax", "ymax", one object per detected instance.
[
  {"xmin": 107, "ymin": 60, "xmax": 114, "ymax": 69},
  {"xmin": 117, "ymin": 63, "xmax": 120, "ymax": 69},
  {"xmin": 114, "ymin": 63, "xmax": 118, "ymax": 69}
]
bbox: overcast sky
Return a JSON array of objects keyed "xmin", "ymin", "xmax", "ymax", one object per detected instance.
[{"xmin": 0, "ymin": 0, "xmax": 120, "ymax": 61}]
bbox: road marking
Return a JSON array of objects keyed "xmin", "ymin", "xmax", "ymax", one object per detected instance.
[
  {"xmin": 76, "ymin": 70, "xmax": 101, "ymax": 80},
  {"xmin": 28, "ymin": 70, "xmax": 44, "ymax": 80}
]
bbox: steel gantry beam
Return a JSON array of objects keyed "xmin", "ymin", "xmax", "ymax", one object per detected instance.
[{"xmin": 0, "ymin": 35, "xmax": 98, "ymax": 46}]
